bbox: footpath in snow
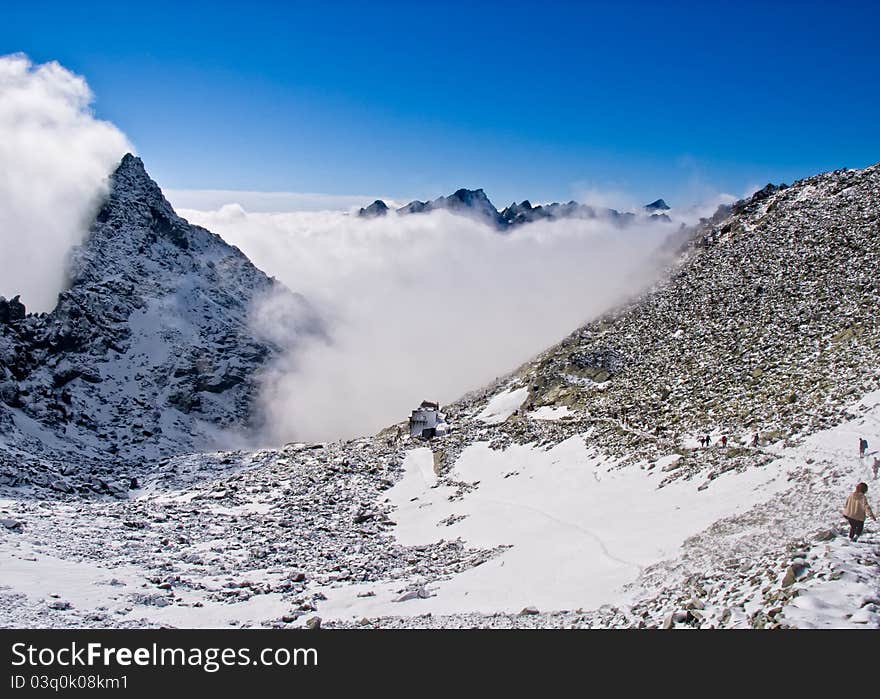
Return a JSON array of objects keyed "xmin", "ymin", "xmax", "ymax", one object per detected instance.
[
  {"xmin": 2, "ymin": 392, "xmax": 880, "ymax": 629},
  {"xmin": 314, "ymin": 436, "xmax": 789, "ymax": 620}
]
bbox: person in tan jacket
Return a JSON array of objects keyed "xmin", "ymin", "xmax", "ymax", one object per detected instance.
[{"xmin": 843, "ymin": 483, "xmax": 876, "ymax": 541}]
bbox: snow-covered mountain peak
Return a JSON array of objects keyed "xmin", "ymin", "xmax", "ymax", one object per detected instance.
[{"xmin": 0, "ymin": 154, "xmax": 318, "ymax": 496}]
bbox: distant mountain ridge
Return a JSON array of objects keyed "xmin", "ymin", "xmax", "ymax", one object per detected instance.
[{"xmin": 358, "ymin": 189, "xmax": 673, "ymax": 229}]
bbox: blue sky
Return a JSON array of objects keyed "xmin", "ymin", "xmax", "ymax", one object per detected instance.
[{"xmin": 5, "ymin": 0, "xmax": 879, "ymax": 207}]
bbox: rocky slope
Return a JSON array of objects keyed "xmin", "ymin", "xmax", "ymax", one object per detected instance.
[
  {"xmin": 0, "ymin": 154, "xmax": 319, "ymax": 496},
  {"xmin": 453, "ymin": 164, "xmax": 880, "ymax": 480}
]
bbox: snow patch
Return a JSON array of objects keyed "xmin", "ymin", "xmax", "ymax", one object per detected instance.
[
  {"xmin": 527, "ymin": 405, "xmax": 572, "ymax": 421},
  {"xmin": 477, "ymin": 387, "xmax": 528, "ymax": 425},
  {"xmin": 316, "ymin": 435, "xmax": 789, "ymax": 619}
]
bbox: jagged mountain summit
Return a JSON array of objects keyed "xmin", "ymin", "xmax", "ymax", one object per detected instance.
[
  {"xmin": 645, "ymin": 198, "xmax": 670, "ymax": 211},
  {"xmin": 0, "ymin": 154, "xmax": 319, "ymax": 495},
  {"xmin": 358, "ymin": 188, "xmax": 672, "ymax": 229},
  {"xmin": 358, "ymin": 199, "xmax": 389, "ymax": 218}
]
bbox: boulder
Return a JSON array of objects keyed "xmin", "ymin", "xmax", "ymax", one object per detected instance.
[
  {"xmin": 0, "ymin": 518, "xmax": 23, "ymax": 532},
  {"xmin": 781, "ymin": 563, "xmax": 808, "ymax": 587},
  {"xmin": 0, "ymin": 295, "xmax": 25, "ymax": 324}
]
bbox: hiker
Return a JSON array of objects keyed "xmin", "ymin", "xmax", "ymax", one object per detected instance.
[
  {"xmin": 720, "ymin": 435, "xmax": 728, "ymax": 448},
  {"xmin": 704, "ymin": 434, "xmax": 711, "ymax": 448},
  {"xmin": 752, "ymin": 432, "xmax": 759, "ymax": 448},
  {"xmin": 842, "ymin": 482, "xmax": 876, "ymax": 541},
  {"xmin": 859, "ymin": 437, "xmax": 868, "ymax": 458}
]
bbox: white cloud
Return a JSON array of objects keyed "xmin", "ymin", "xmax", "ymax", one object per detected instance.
[
  {"xmin": 167, "ymin": 189, "xmax": 401, "ymax": 213},
  {"xmin": 570, "ymin": 184, "xmax": 643, "ymax": 212},
  {"xmin": 180, "ymin": 206, "xmax": 675, "ymax": 442},
  {"xmin": 0, "ymin": 53, "xmax": 133, "ymax": 311}
]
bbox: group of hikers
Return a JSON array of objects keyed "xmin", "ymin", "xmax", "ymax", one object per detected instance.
[
  {"xmin": 693, "ymin": 433, "xmax": 879, "ymax": 543},
  {"xmin": 843, "ymin": 437, "xmax": 879, "ymax": 541},
  {"xmin": 698, "ymin": 434, "xmax": 728, "ymax": 448},
  {"xmin": 697, "ymin": 432, "xmax": 760, "ymax": 448}
]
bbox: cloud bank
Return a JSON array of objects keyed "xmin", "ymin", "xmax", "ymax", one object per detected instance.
[
  {"xmin": 0, "ymin": 53, "xmax": 132, "ymax": 311},
  {"xmin": 167, "ymin": 189, "xmax": 400, "ymax": 213},
  {"xmin": 180, "ymin": 206, "xmax": 676, "ymax": 442}
]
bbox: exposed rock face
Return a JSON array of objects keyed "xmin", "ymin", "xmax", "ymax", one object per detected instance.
[
  {"xmin": 357, "ymin": 200, "xmax": 389, "ymax": 218},
  {"xmin": 395, "ymin": 188, "xmax": 507, "ymax": 229},
  {"xmin": 0, "ymin": 296, "xmax": 25, "ymax": 324},
  {"xmin": 0, "ymin": 154, "xmax": 320, "ymax": 494},
  {"xmin": 358, "ymin": 189, "xmax": 671, "ymax": 230},
  {"xmin": 500, "ymin": 199, "xmax": 634, "ymax": 227},
  {"xmin": 645, "ymin": 198, "xmax": 671, "ymax": 211}
]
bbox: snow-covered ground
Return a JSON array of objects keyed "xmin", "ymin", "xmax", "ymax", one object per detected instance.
[
  {"xmin": 1, "ymin": 391, "xmax": 879, "ymax": 629},
  {"xmin": 476, "ymin": 387, "xmax": 528, "ymax": 424},
  {"xmin": 313, "ymin": 438, "xmax": 788, "ymax": 620}
]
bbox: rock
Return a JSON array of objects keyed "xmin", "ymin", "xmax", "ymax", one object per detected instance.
[
  {"xmin": 782, "ymin": 563, "xmax": 808, "ymax": 587},
  {"xmin": 289, "ymin": 572, "xmax": 306, "ymax": 582},
  {"xmin": 0, "ymin": 518, "xmax": 23, "ymax": 532},
  {"xmin": 48, "ymin": 600, "xmax": 71, "ymax": 610},
  {"xmin": 305, "ymin": 616, "xmax": 322, "ymax": 630},
  {"xmin": 672, "ymin": 610, "xmax": 689, "ymax": 623},
  {"xmin": 519, "ymin": 606, "xmax": 540, "ymax": 616},
  {"xmin": 662, "ymin": 613, "xmax": 675, "ymax": 629},
  {"xmin": 815, "ymin": 529, "xmax": 835, "ymax": 542},
  {"xmin": 0, "ymin": 295, "xmax": 25, "ymax": 324},
  {"xmin": 395, "ymin": 587, "xmax": 430, "ymax": 603},
  {"xmin": 357, "ymin": 200, "xmax": 389, "ymax": 218},
  {"xmin": 353, "ymin": 510, "xmax": 374, "ymax": 524}
]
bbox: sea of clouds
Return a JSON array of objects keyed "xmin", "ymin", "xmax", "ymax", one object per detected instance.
[
  {"xmin": 181, "ymin": 205, "xmax": 674, "ymax": 442},
  {"xmin": 1, "ymin": 52, "xmax": 733, "ymax": 443}
]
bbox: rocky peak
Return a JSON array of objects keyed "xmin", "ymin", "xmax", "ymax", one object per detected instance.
[
  {"xmin": 434, "ymin": 188, "xmax": 506, "ymax": 228},
  {"xmin": 358, "ymin": 199, "xmax": 389, "ymax": 218},
  {"xmin": 444, "ymin": 188, "xmax": 491, "ymax": 207},
  {"xmin": 0, "ymin": 154, "xmax": 320, "ymax": 496},
  {"xmin": 645, "ymin": 198, "xmax": 670, "ymax": 211}
]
